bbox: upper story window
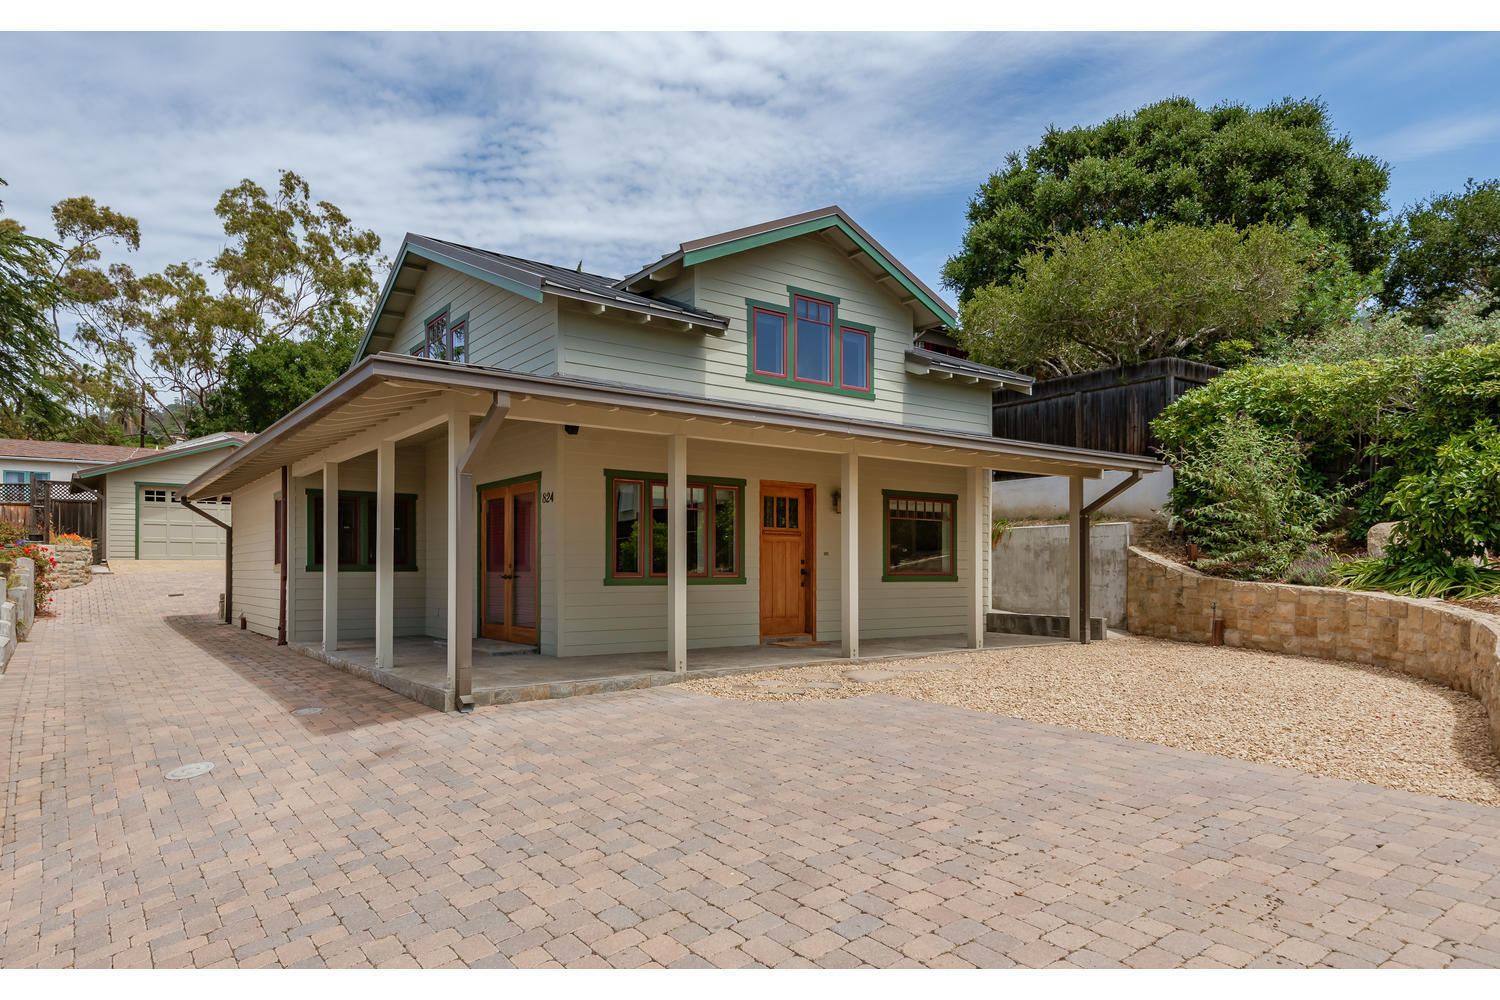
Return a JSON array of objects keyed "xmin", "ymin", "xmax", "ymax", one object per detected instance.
[
  {"xmin": 793, "ymin": 295, "xmax": 833, "ymax": 385},
  {"xmin": 840, "ymin": 325, "xmax": 872, "ymax": 392},
  {"xmin": 411, "ymin": 307, "xmax": 467, "ymax": 363},
  {"xmin": 745, "ymin": 287, "xmax": 875, "ymax": 400},
  {"xmin": 751, "ymin": 307, "xmax": 787, "ymax": 377}
]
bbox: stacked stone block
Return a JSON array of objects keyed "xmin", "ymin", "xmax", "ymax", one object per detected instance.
[{"xmin": 1127, "ymin": 546, "xmax": 1500, "ymax": 757}]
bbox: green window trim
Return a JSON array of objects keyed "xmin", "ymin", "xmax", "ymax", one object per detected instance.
[
  {"xmin": 744, "ymin": 285, "xmax": 876, "ymax": 401},
  {"xmin": 603, "ymin": 468, "xmax": 747, "ymax": 586},
  {"xmin": 880, "ymin": 488, "xmax": 959, "ymax": 582},
  {"xmin": 304, "ymin": 488, "xmax": 419, "ymax": 572}
]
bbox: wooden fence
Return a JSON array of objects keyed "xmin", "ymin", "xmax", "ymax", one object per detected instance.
[
  {"xmin": 0, "ymin": 481, "xmax": 103, "ymax": 561},
  {"xmin": 992, "ymin": 357, "xmax": 1221, "ymax": 470}
]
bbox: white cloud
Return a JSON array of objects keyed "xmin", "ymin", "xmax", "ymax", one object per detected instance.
[{"xmin": 1, "ymin": 31, "xmax": 1241, "ymax": 296}]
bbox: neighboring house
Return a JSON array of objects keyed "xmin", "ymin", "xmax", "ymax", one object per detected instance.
[
  {"xmin": 0, "ymin": 438, "xmax": 153, "ymax": 486},
  {"xmin": 77, "ymin": 433, "xmax": 253, "ymax": 561},
  {"xmin": 184, "ymin": 206, "xmax": 1157, "ymax": 708}
]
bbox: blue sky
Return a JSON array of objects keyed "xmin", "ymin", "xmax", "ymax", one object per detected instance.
[{"xmin": 3, "ymin": 31, "xmax": 1499, "ymax": 306}]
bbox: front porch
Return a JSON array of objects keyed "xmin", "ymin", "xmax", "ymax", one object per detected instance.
[{"xmin": 294, "ymin": 630, "xmax": 1071, "ymax": 712}]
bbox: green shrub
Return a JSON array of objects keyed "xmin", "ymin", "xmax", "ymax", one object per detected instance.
[
  {"xmin": 1164, "ymin": 413, "xmax": 1346, "ymax": 581},
  {"xmin": 1152, "ymin": 341, "xmax": 1500, "ymax": 540}
]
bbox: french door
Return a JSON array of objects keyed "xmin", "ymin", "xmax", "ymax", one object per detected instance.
[{"xmin": 479, "ymin": 479, "xmax": 540, "ymax": 645}]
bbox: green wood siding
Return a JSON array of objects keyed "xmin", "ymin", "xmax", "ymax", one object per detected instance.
[{"xmin": 393, "ymin": 265, "xmax": 559, "ymax": 374}]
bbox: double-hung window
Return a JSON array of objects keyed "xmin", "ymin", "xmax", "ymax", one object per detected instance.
[
  {"xmin": 606, "ymin": 471, "xmax": 744, "ymax": 584},
  {"xmin": 882, "ymin": 491, "xmax": 957, "ymax": 581},
  {"xmin": 307, "ymin": 490, "xmax": 418, "ymax": 571}
]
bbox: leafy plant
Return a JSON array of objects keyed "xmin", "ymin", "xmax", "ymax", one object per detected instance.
[
  {"xmin": 0, "ymin": 541, "xmax": 59, "ymax": 617},
  {"xmin": 992, "ymin": 516, "xmax": 1012, "ymax": 548},
  {"xmin": 1335, "ymin": 556, "xmax": 1500, "ymax": 600},
  {"xmin": 958, "ymin": 222, "xmax": 1305, "ymax": 377},
  {"xmin": 1164, "ymin": 413, "xmax": 1347, "ymax": 580}
]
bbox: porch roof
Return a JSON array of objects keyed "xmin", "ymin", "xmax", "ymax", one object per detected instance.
[{"xmin": 182, "ymin": 353, "xmax": 1162, "ymax": 499}]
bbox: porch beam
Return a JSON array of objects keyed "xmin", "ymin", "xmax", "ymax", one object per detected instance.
[
  {"xmin": 289, "ymin": 391, "xmax": 488, "ymax": 479},
  {"xmin": 666, "ymin": 434, "xmax": 688, "ymax": 672},
  {"xmin": 446, "ymin": 404, "xmax": 474, "ymax": 711},
  {"xmin": 375, "ymin": 439, "xmax": 396, "ymax": 669},
  {"xmin": 501, "ymin": 400, "xmax": 1104, "ymax": 476},
  {"xmin": 840, "ymin": 452, "xmax": 859, "ymax": 659},
  {"xmin": 966, "ymin": 466, "xmax": 988, "ymax": 649},
  {"xmin": 322, "ymin": 460, "xmax": 340, "ymax": 653}
]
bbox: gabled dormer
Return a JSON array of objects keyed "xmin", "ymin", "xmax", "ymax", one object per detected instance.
[{"xmin": 353, "ymin": 209, "xmax": 1030, "ymax": 436}]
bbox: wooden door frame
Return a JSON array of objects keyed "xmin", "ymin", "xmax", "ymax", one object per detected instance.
[
  {"xmin": 476, "ymin": 472, "xmax": 541, "ymax": 646},
  {"xmin": 758, "ymin": 479, "xmax": 816, "ymax": 640}
]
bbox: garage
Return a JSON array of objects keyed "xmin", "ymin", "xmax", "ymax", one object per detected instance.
[
  {"xmin": 137, "ymin": 486, "xmax": 230, "ymax": 559},
  {"xmin": 78, "ymin": 432, "xmax": 253, "ymax": 565}
]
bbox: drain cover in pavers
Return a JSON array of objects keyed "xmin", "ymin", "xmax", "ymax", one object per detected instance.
[
  {"xmin": 291, "ymin": 707, "xmax": 324, "ymax": 716},
  {"xmin": 842, "ymin": 669, "xmax": 901, "ymax": 683},
  {"xmin": 164, "ymin": 762, "xmax": 214, "ymax": 780}
]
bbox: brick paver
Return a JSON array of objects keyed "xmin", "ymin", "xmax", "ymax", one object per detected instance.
[{"xmin": 3, "ymin": 570, "xmax": 1500, "ymax": 968}]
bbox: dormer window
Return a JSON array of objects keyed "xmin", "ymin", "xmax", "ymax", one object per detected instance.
[
  {"xmin": 744, "ymin": 287, "xmax": 875, "ymax": 399},
  {"xmin": 411, "ymin": 306, "xmax": 467, "ymax": 362}
]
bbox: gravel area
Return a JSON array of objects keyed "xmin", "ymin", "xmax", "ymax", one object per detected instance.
[{"xmin": 682, "ymin": 633, "xmax": 1500, "ymax": 808}]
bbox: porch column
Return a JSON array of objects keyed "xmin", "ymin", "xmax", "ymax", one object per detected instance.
[
  {"xmin": 446, "ymin": 405, "xmax": 473, "ymax": 708},
  {"xmin": 840, "ymin": 452, "xmax": 859, "ymax": 659},
  {"xmin": 965, "ymin": 466, "xmax": 987, "ymax": 649},
  {"xmin": 666, "ymin": 433, "xmax": 687, "ymax": 672},
  {"xmin": 375, "ymin": 439, "xmax": 396, "ymax": 670},
  {"xmin": 322, "ymin": 460, "xmax": 339, "ymax": 652},
  {"xmin": 1068, "ymin": 473, "xmax": 1088, "ymax": 643}
]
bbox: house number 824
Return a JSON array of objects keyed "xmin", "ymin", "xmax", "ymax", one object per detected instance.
[{"xmin": 541, "ymin": 491, "xmax": 555, "ymax": 503}]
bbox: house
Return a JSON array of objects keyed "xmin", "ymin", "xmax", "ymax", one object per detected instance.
[
  {"xmin": 0, "ymin": 438, "xmax": 153, "ymax": 487},
  {"xmin": 77, "ymin": 432, "xmax": 252, "ymax": 561},
  {"xmin": 183, "ymin": 206, "xmax": 1158, "ymax": 710}
]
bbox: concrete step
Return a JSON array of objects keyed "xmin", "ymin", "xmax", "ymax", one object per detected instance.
[{"xmin": 987, "ymin": 610, "xmax": 1107, "ymax": 641}]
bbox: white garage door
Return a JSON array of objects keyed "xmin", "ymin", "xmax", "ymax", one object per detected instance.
[{"xmin": 137, "ymin": 487, "xmax": 230, "ymax": 559}]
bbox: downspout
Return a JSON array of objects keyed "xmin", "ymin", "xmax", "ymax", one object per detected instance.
[{"xmin": 180, "ymin": 494, "xmax": 233, "ymax": 625}]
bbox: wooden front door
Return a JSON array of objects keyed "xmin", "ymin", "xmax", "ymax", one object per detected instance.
[
  {"xmin": 479, "ymin": 480, "xmax": 540, "ymax": 645},
  {"xmin": 759, "ymin": 481, "xmax": 814, "ymax": 639}
]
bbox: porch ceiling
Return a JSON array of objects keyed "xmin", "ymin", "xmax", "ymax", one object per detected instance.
[{"xmin": 184, "ymin": 353, "xmax": 1162, "ymax": 499}]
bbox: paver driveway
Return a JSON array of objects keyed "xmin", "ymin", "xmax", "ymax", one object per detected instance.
[{"xmin": 3, "ymin": 571, "xmax": 1500, "ymax": 968}]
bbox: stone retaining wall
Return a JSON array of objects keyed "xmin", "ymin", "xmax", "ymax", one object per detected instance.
[
  {"xmin": 39, "ymin": 543, "xmax": 92, "ymax": 590},
  {"xmin": 1127, "ymin": 546, "xmax": 1500, "ymax": 756},
  {"xmin": 1, "ymin": 556, "xmax": 37, "ymax": 673}
]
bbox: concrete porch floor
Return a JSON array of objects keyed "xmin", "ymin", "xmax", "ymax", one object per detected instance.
[{"xmin": 293, "ymin": 631, "xmax": 1070, "ymax": 711}]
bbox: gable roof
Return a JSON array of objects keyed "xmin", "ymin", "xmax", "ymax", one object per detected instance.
[
  {"xmin": 619, "ymin": 206, "xmax": 959, "ymax": 332},
  {"xmin": 0, "ymin": 438, "xmax": 155, "ymax": 465},
  {"xmin": 356, "ymin": 234, "xmax": 731, "ymax": 361},
  {"xmin": 75, "ymin": 432, "xmax": 253, "ymax": 481},
  {"xmin": 904, "ymin": 347, "xmax": 1034, "ymax": 394}
]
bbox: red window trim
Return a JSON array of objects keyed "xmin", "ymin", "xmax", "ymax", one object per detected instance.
[
  {"xmin": 839, "ymin": 325, "xmax": 871, "ymax": 392},
  {"xmin": 884, "ymin": 494, "xmax": 955, "ymax": 577},
  {"xmin": 792, "ymin": 294, "xmax": 835, "ymax": 386},
  {"xmin": 751, "ymin": 306, "xmax": 788, "ymax": 378},
  {"xmin": 612, "ymin": 477, "xmax": 646, "ymax": 578},
  {"xmin": 613, "ymin": 478, "xmax": 740, "ymax": 580},
  {"xmin": 710, "ymin": 484, "xmax": 740, "ymax": 578}
]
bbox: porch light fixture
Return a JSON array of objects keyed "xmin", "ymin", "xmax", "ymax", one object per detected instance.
[{"xmin": 831, "ymin": 488, "xmax": 841, "ymax": 514}]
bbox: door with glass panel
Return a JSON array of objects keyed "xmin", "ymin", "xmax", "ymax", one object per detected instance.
[
  {"xmin": 479, "ymin": 480, "xmax": 539, "ymax": 645},
  {"xmin": 758, "ymin": 481, "xmax": 815, "ymax": 639}
]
